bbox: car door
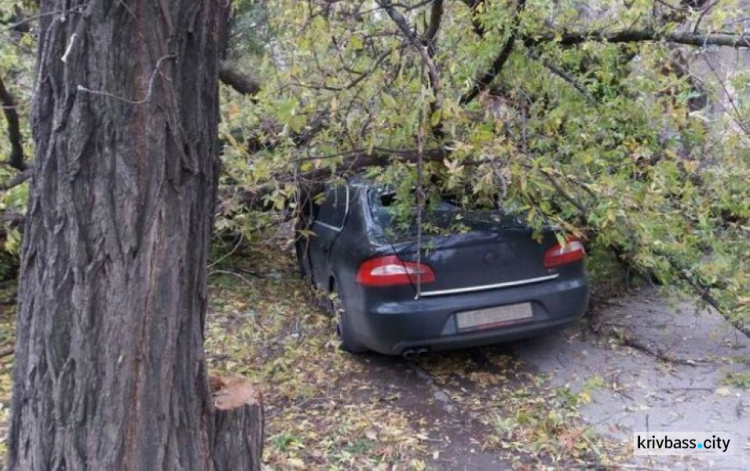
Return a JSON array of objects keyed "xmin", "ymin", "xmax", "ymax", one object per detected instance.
[{"xmin": 309, "ymin": 185, "xmax": 349, "ymax": 291}]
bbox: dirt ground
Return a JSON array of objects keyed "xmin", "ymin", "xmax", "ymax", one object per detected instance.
[
  {"xmin": 1, "ymin": 240, "xmax": 748, "ymax": 469},
  {"xmin": 203, "ymin": 241, "xmax": 750, "ymax": 469}
]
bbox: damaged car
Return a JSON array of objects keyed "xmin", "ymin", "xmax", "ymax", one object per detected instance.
[{"xmin": 295, "ymin": 179, "xmax": 589, "ymax": 357}]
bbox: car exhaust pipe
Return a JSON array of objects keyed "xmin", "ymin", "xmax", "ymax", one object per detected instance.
[
  {"xmin": 402, "ymin": 347, "xmax": 429, "ymax": 360},
  {"xmin": 402, "ymin": 349, "xmax": 419, "ymax": 360},
  {"xmin": 402, "ymin": 349, "xmax": 417, "ymax": 360}
]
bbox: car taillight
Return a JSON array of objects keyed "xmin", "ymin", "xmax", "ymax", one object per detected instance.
[
  {"xmin": 543, "ymin": 238, "xmax": 586, "ymax": 268},
  {"xmin": 356, "ymin": 255, "xmax": 436, "ymax": 287}
]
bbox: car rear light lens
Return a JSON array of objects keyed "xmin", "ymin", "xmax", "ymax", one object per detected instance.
[
  {"xmin": 356, "ymin": 255, "xmax": 436, "ymax": 287},
  {"xmin": 544, "ymin": 238, "xmax": 586, "ymax": 268}
]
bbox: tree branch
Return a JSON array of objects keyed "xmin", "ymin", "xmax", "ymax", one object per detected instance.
[
  {"xmin": 424, "ymin": 0, "xmax": 444, "ymax": 44},
  {"xmin": 538, "ymin": 168, "xmax": 587, "ymax": 214},
  {"xmin": 0, "ymin": 345, "xmax": 14, "ymax": 359},
  {"xmin": 219, "ymin": 61, "xmax": 262, "ymax": 96},
  {"xmin": 529, "ymin": 52, "xmax": 597, "ymax": 104},
  {"xmin": 460, "ymin": 0, "xmax": 527, "ymax": 106},
  {"xmin": 242, "ymin": 110, "xmax": 330, "ymax": 154},
  {"xmin": 0, "ymin": 169, "xmax": 31, "ymax": 191},
  {"xmin": 525, "ymin": 29, "xmax": 750, "ymax": 48},
  {"xmin": 241, "ymin": 146, "xmax": 449, "ymax": 209},
  {"xmin": 0, "ymin": 211, "xmax": 25, "ymax": 241},
  {"xmin": 534, "ymin": 165, "xmax": 750, "ymax": 339},
  {"xmin": 668, "ymin": 260, "xmax": 750, "ymax": 338},
  {"xmin": 378, "ymin": 0, "xmax": 444, "ymax": 138},
  {"xmin": 294, "ymin": 146, "xmax": 448, "ymax": 183},
  {"xmin": 0, "ymin": 76, "xmax": 26, "ymax": 171}
]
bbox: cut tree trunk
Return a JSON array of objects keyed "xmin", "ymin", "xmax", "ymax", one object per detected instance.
[
  {"xmin": 210, "ymin": 377, "xmax": 263, "ymax": 471},
  {"xmin": 6, "ymin": 1, "xmax": 260, "ymax": 470}
]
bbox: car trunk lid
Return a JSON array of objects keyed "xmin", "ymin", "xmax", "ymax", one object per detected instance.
[
  {"xmin": 390, "ymin": 226, "xmax": 558, "ymax": 296},
  {"xmin": 368, "ymin": 189, "xmax": 559, "ymax": 295}
]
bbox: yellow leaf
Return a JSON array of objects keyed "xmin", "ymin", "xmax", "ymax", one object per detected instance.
[
  {"xmin": 349, "ymin": 35, "xmax": 364, "ymax": 50},
  {"xmin": 287, "ymin": 458, "xmax": 306, "ymax": 468}
]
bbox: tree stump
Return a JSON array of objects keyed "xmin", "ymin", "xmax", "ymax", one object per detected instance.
[{"xmin": 211, "ymin": 376, "xmax": 264, "ymax": 471}]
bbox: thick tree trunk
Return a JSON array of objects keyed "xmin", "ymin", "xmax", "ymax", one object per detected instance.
[{"xmin": 7, "ymin": 1, "xmax": 243, "ymax": 469}]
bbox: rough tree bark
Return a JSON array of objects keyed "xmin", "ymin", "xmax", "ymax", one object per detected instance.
[{"xmin": 8, "ymin": 1, "xmax": 260, "ymax": 470}]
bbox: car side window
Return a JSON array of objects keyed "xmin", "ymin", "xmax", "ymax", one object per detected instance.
[{"xmin": 315, "ymin": 186, "xmax": 348, "ymax": 230}]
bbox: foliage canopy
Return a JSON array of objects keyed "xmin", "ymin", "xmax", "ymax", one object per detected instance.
[
  {"xmin": 1, "ymin": 0, "xmax": 749, "ymax": 327},
  {"xmin": 219, "ymin": 0, "xmax": 750, "ymax": 328}
]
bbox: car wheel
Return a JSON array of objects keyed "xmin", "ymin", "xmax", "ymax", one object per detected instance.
[{"xmin": 331, "ymin": 291, "xmax": 367, "ymax": 353}]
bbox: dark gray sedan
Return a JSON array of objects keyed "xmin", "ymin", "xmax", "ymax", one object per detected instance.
[{"xmin": 295, "ymin": 180, "xmax": 589, "ymax": 357}]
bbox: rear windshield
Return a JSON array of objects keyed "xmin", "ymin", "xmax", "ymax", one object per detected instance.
[{"xmin": 368, "ymin": 187, "xmax": 526, "ymax": 240}]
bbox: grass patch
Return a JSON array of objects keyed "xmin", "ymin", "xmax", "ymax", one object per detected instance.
[{"xmin": 722, "ymin": 371, "xmax": 750, "ymax": 390}]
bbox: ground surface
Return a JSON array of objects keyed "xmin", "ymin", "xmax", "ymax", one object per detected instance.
[
  {"xmin": 520, "ymin": 292, "xmax": 750, "ymax": 470},
  {"xmin": 0, "ymin": 240, "xmax": 748, "ymax": 469},
  {"xmin": 203, "ymin": 240, "xmax": 750, "ymax": 469}
]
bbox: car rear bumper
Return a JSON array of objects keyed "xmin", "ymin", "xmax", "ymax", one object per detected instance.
[{"xmin": 344, "ymin": 276, "xmax": 589, "ymax": 355}]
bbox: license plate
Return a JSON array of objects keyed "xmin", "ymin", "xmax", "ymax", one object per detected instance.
[{"xmin": 456, "ymin": 303, "xmax": 533, "ymax": 331}]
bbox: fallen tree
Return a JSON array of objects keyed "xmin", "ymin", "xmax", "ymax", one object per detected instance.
[
  {"xmin": 3, "ymin": 0, "xmax": 749, "ymax": 349},
  {"xmin": 213, "ymin": 0, "xmax": 750, "ymax": 338}
]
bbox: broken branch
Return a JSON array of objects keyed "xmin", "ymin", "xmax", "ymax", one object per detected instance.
[
  {"xmin": 0, "ymin": 169, "xmax": 31, "ymax": 192},
  {"xmin": 242, "ymin": 110, "xmax": 330, "ymax": 154},
  {"xmin": 378, "ymin": 0, "xmax": 444, "ymax": 138},
  {"xmin": 219, "ymin": 61, "xmax": 262, "ymax": 96},
  {"xmin": 0, "ymin": 75, "xmax": 26, "ymax": 171},
  {"xmin": 0, "ymin": 345, "xmax": 14, "ymax": 359},
  {"xmin": 529, "ymin": 51, "xmax": 597, "ymax": 104},
  {"xmin": 525, "ymin": 29, "xmax": 750, "ymax": 49},
  {"xmin": 424, "ymin": 0, "xmax": 444, "ymax": 44},
  {"xmin": 460, "ymin": 0, "xmax": 527, "ymax": 105}
]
